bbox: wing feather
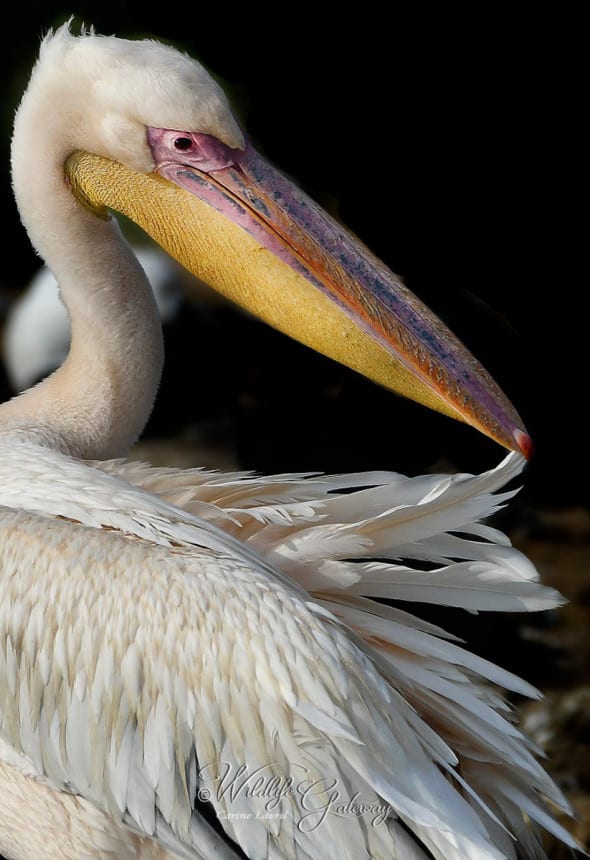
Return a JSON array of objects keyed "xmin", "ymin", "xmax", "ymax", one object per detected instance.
[{"xmin": 0, "ymin": 442, "xmax": 581, "ymax": 858}]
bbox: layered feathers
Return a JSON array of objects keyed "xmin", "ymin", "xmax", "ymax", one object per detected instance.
[{"xmin": 0, "ymin": 437, "xmax": 578, "ymax": 858}]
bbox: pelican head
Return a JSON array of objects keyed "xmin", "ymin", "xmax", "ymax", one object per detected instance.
[{"xmin": 17, "ymin": 23, "xmax": 530, "ymax": 456}]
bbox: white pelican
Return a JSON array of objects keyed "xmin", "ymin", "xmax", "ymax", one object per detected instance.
[{"xmin": 0, "ymin": 23, "xmax": 579, "ymax": 860}]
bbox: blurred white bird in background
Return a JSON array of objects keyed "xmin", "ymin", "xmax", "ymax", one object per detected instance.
[{"xmin": 3, "ymin": 245, "xmax": 182, "ymax": 392}]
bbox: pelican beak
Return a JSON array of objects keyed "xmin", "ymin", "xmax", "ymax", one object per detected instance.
[{"xmin": 65, "ymin": 132, "xmax": 530, "ymax": 457}]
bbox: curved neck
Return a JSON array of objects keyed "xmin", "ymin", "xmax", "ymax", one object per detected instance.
[{"xmin": 0, "ymin": 70, "xmax": 164, "ymax": 459}]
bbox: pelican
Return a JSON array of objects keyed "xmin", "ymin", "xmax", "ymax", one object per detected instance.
[{"xmin": 0, "ymin": 23, "xmax": 579, "ymax": 860}]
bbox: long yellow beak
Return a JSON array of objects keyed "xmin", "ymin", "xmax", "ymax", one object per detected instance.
[{"xmin": 66, "ymin": 135, "xmax": 530, "ymax": 458}]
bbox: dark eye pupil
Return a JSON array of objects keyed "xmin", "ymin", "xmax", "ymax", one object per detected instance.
[{"xmin": 174, "ymin": 137, "xmax": 192, "ymax": 151}]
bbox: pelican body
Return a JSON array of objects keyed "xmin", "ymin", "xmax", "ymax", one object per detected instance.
[{"xmin": 0, "ymin": 24, "xmax": 577, "ymax": 860}]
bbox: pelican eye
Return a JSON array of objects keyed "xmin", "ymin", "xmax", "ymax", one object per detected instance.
[{"xmin": 173, "ymin": 137, "xmax": 193, "ymax": 151}]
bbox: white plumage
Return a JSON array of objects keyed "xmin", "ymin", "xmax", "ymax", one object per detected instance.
[
  {"xmin": 0, "ymin": 438, "xmax": 576, "ymax": 859},
  {"xmin": 0, "ymin": 22, "xmax": 578, "ymax": 860}
]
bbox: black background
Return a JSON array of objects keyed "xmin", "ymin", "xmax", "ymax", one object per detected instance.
[{"xmin": 0, "ymin": 3, "xmax": 585, "ymax": 511}]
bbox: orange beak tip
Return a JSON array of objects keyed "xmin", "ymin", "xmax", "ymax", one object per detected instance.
[{"xmin": 514, "ymin": 428, "xmax": 534, "ymax": 461}]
